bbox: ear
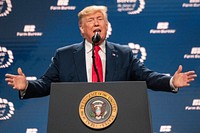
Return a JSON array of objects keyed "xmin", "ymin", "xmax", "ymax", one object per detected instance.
[
  {"xmin": 105, "ymin": 21, "xmax": 109, "ymax": 31},
  {"xmin": 79, "ymin": 22, "xmax": 84, "ymax": 34}
]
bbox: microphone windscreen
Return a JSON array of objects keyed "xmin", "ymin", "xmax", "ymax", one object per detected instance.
[{"xmin": 92, "ymin": 32, "xmax": 101, "ymax": 43}]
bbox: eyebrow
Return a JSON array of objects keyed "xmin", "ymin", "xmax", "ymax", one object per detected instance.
[{"xmin": 87, "ymin": 15, "xmax": 103, "ymax": 20}]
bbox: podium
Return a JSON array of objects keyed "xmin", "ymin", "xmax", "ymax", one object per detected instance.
[{"xmin": 47, "ymin": 81, "xmax": 152, "ymax": 133}]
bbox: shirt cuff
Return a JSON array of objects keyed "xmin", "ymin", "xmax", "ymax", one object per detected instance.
[
  {"xmin": 170, "ymin": 77, "xmax": 179, "ymax": 92},
  {"xmin": 20, "ymin": 90, "xmax": 26, "ymax": 99},
  {"xmin": 20, "ymin": 81, "xmax": 29, "ymax": 99}
]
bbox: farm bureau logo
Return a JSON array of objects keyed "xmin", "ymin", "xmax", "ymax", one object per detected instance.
[
  {"xmin": 182, "ymin": 0, "xmax": 200, "ymax": 8},
  {"xmin": 0, "ymin": 98, "xmax": 15, "ymax": 120},
  {"xmin": 16, "ymin": 25, "xmax": 43, "ymax": 37},
  {"xmin": 150, "ymin": 22, "xmax": 176, "ymax": 34},
  {"xmin": 79, "ymin": 91, "xmax": 118, "ymax": 129},
  {"xmin": 185, "ymin": 99, "xmax": 200, "ymax": 110},
  {"xmin": 0, "ymin": 46, "xmax": 14, "ymax": 68},
  {"xmin": 26, "ymin": 128, "xmax": 38, "ymax": 133},
  {"xmin": 160, "ymin": 125, "xmax": 172, "ymax": 132},
  {"xmin": 0, "ymin": 0, "xmax": 12, "ymax": 17},
  {"xmin": 128, "ymin": 42, "xmax": 147, "ymax": 63},
  {"xmin": 117, "ymin": 0, "xmax": 145, "ymax": 15},
  {"xmin": 184, "ymin": 47, "xmax": 200, "ymax": 59},
  {"xmin": 50, "ymin": 0, "xmax": 76, "ymax": 10}
]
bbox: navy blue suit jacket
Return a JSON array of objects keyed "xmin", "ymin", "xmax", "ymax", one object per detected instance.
[{"xmin": 23, "ymin": 41, "xmax": 172, "ymax": 99}]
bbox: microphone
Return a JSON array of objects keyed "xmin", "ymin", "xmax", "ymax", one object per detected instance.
[{"xmin": 92, "ymin": 32, "xmax": 101, "ymax": 44}]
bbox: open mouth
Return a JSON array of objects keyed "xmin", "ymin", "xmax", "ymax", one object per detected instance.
[{"xmin": 93, "ymin": 29, "xmax": 101, "ymax": 33}]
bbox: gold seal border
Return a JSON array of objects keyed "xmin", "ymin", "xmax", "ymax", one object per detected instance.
[{"xmin": 79, "ymin": 90, "xmax": 118, "ymax": 129}]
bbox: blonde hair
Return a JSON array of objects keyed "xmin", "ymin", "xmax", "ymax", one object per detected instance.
[{"xmin": 78, "ymin": 5, "xmax": 108, "ymax": 25}]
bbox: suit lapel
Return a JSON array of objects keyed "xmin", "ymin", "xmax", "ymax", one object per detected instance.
[
  {"xmin": 105, "ymin": 42, "xmax": 117, "ymax": 81},
  {"xmin": 73, "ymin": 42, "xmax": 87, "ymax": 82}
]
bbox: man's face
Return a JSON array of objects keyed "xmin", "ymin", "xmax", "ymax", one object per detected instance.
[{"xmin": 79, "ymin": 11, "xmax": 108, "ymax": 44}]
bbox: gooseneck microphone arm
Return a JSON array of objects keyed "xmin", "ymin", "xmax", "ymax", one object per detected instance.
[{"xmin": 92, "ymin": 32, "xmax": 101, "ymax": 82}]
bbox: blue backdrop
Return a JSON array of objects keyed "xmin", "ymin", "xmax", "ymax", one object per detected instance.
[{"xmin": 0, "ymin": 0, "xmax": 200, "ymax": 133}]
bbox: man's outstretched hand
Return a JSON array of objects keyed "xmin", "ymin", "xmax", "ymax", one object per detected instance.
[
  {"xmin": 172, "ymin": 65, "xmax": 197, "ymax": 88},
  {"xmin": 5, "ymin": 67, "xmax": 28, "ymax": 91}
]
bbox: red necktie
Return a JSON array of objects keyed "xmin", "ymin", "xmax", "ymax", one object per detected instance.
[{"xmin": 92, "ymin": 45, "xmax": 103, "ymax": 82}]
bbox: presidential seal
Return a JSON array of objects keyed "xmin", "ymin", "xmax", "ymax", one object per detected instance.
[{"xmin": 79, "ymin": 91, "xmax": 118, "ymax": 129}]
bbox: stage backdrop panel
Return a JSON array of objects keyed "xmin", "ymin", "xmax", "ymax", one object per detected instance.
[{"xmin": 0, "ymin": 0, "xmax": 200, "ymax": 133}]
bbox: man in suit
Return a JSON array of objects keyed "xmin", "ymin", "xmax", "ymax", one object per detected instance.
[{"xmin": 5, "ymin": 5, "xmax": 197, "ymax": 99}]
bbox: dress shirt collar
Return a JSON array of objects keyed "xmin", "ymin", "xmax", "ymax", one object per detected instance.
[{"xmin": 85, "ymin": 40, "xmax": 106, "ymax": 54}]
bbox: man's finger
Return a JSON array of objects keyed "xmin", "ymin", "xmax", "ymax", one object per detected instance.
[
  {"xmin": 189, "ymin": 74, "xmax": 197, "ymax": 79},
  {"xmin": 174, "ymin": 65, "xmax": 182, "ymax": 76},
  {"xmin": 184, "ymin": 71, "xmax": 196, "ymax": 76},
  {"xmin": 5, "ymin": 78, "xmax": 13, "ymax": 82},
  {"xmin": 18, "ymin": 67, "xmax": 24, "ymax": 76},
  {"xmin": 5, "ymin": 73, "xmax": 15, "ymax": 78},
  {"xmin": 7, "ymin": 81, "xmax": 14, "ymax": 87},
  {"xmin": 176, "ymin": 65, "xmax": 182, "ymax": 74},
  {"xmin": 187, "ymin": 78, "xmax": 195, "ymax": 82}
]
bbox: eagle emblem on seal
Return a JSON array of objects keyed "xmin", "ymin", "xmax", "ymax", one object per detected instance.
[{"xmin": 90, "ymin": 100, "xmax": 108, "ymax": 120}]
